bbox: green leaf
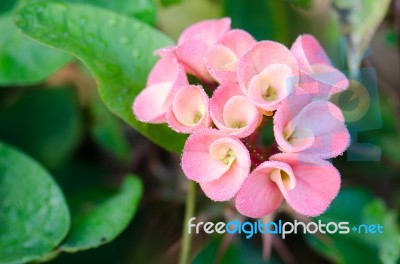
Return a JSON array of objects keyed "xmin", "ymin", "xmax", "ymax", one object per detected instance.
[
  {"xmin": 89, "ymin": 94, "xmax": 130, "ymax": 162},
  {"xmin": 0, "ymin": 0, "xmax": 156, "ymax": 86},
  {"xmin": 160, "ymin": 0, "xmax": 183, "ymax": 7},
  {"xmin": 0, "ymin": 142, "xmax": 70, "ymax": 264},
  {"xmin": 332, "ymin": 0, "xmax": 391, "ymax": 76},
  {"xmin": 0, "ymin": 12, "xmax": 72, "ymax": 86},
  {"xmin": 287, "ymin": 0, "xmax": 312, "ymax": 9},
  {"xmin": 0, "ymin": 87, "xmax": 83, "ymax": 169},
  {"xmin": 18, "ymin": 0, "xmax": 156, "ymax": 24},
  {"xmin": 60, "ymin": 175, "xmax": 142, "ymax": 252},
  {"xmin": 307, "ymin": 188, "xmax": 400, "ymax": 264},
  {"xmin": 15, "ymin": 2, "xmax": 187, "ymax": 153}
]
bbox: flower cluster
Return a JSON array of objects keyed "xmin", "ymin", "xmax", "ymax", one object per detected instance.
[{"xmin": 133, "ymin": 18, "xmax": 350, "ymax": 218}]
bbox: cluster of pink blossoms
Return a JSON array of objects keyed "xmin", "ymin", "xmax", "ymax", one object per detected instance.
[{"xmin": 133, "ymin": 18, "xmax": 350, "ymax": 218}]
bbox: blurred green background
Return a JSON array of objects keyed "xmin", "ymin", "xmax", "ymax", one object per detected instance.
[{"xmin": 0, "ymin": 0, "xmax": 400, "ymax": 263}]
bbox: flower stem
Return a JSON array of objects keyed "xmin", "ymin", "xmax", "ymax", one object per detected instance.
[{"xmin": 179, "ymin": 180, "xmax": 196, "ymax": 264}]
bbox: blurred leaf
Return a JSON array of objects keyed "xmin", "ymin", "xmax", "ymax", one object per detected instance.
[
  {"xmin": 332, "ymin": 0, "xmax": 391, "ymax": 76},
  {"xmin": 89, "ymin": 94, "xmax": 130, "ymax": 162},
  {"xmin": 0, "ymin": 0, "xmax": 16, "ymax": 14},
  {"xmin": 160, "ymin": 0, "xmax": 183, "ymax": 7},
  {"xmin": 61, "ymin": 176, "xmax": 142, "ymax": 252},
  {"xmin": 223, "ymin": 0, "xmax": 290, "ymax": 43},
  {"xmin": 0, "ymin": 87, "xmax": 83, "ymax": 169},
  {"xmin": 0, "ymin": 12, "xmax": 72, "ymax": 86},
  {"xmin": 287, "ymin": 0, "xmax": 312, "ymax": 9},
  {"xmin": 307, "ymin": 188, "xmax": 400, "ymax": 264},
  {"xmin": 15, "ymin": 2, "xmax": 187, "ymax": 153},
  {"xmin": 0, "ymin": 142, "xmax": 70, "ymax": 264},
  {"xmin": 364, "ymin": 200, "xmax": 400, "ymax": 264}
]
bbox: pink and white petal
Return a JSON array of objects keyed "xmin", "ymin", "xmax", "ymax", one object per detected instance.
[
  {"xmin": 270, "ymin": 153, "xmax": 341, "ymax": 217},
  {"xmin": 287, "ymin": 100, "xmax": 350, "ymax": 158},
  {"xmin": 206, "ymin": 45, "xmax": 238, "ymax": 83},
  {"xmin": 247, "ymin": 64, "xmax": 296, "ymax": 111},
  {"xmin": 178, "ymin": 18, "xmax": 231, "ymax": 45},
  {"xmin": 309, "ymin": 64, "xmax": 349, "ymax": 96},
  {"xmin": 217, "ymin": 29, "xmax": 256, "ymax": 58},
  {"xmin": 291, "ymin": 34, "xmax": 332, "ymax": 73},
  {"xmin": 273, "ymin": 88, "xmax": 313, "ymax": 152},
  {"xmin": 154, "ymin": 46, "xmax": 176, "ymax": 59},
  {"xmin": 238, "ymin": 41, "xmax": 298, "ymax": 94},
  {"xmin": 210, "ymin": 84, "xmax": 261, "ymax": 138},
  {"xmin": 132, "ymin": 82, "xmax": 173, "ymax": 123},
  {"xmin": 235, "ymin": 160, "xmax": 293, "ymax": 218},
  {"xmin": 166, "ymin": 85, "xmax": 210, "ymax": 133},
  {"xmin": 182, "ymin": 129, "xmax": 250, "ymax": 183},
  {"xmin": 200, "ymin": 160, "xmax": 250, "ymax": 201},
  {"xmin": 176, "ymin": 39, "xmax": 214, "ymax": 82},
  {"xmin": 146, "ymin": 57, "xmax": 186, "ymax": 87}
]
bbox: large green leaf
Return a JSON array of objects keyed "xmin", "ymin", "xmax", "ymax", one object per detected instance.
[
  {"xmin": 0, "ymin": 12, "xmax": 72, "ymax": 86},
  {"xmin": 0, "ymin": 142, "xmax": 70, "ymax": 264},
  {"xmin": 15, "ymin": 2, "xmax": 187, "ymax": 153},
  {"xmin": 60, "ymin": 175, "xmax": 142, "ymax": 252},
  {"xmin": 0, "ymin": 87, "xmax": 83, "ymax": 169},
  {"xmin": 0, "ymin": 0, "xmax": 156, "ymax": 86}
]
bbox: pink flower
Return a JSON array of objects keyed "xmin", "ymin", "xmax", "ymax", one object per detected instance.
[
  {"xmin": 205, "ymin": 29, "xmax": 256, "ymax": 84},
  {"xmin": 175, "ymin": 18, "xmax": 231, "ymax": 83},
  {"xmin": 291, "ymin": 35, "xmax": 349, "ymax": 98},
  {"xmin": 237, "ymin": 41, "xmax": 299, "ymax": 112},
  {"xmin": 132, "ymin": 57, "xmax": 188, "ymax": 123},
  {"xmin": 166, "ymin": 85, "xmax": 211, "ymax": 133},
  {"xmin": 273, "ymin": 88, "xmax": 350, "ymax": 159},
  {"xmin": 235, "ymin": 153, "xmax": 341, "ymax": 218},
  {"xmin": 209, "ymin": 83, "xmax": 262, "ymax": 138},
  {"xmin": 181, "ymin": 129, "xmax": 251, "ymax": 201}
]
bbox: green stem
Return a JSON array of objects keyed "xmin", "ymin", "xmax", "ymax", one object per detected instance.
[{"xmin": 179, "ymin": 180, "xmax": 196, "ymax": 264}]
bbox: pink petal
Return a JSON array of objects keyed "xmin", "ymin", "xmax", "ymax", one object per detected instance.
[
  {"xmin": 291, "ymin": 35, "xmax": 349, "ymax": 98},
  {"xmin": 175, "ymin": 39, "xmax": 214, "ymax": 82},
  {"xmin": 181, "ymin": 129, "xmax": 250, "ymax": 185},
  {"xmin": 270, "ymin": 153, "xmax": 341, "ymax": 217},
  {"xmin": 205, "ymin": 30, "xmax": 256, "ymax": 84},
  {"xmin": 132, "ymin": 82, "xmax": 174, "ymax": 123},
  {"xmin": 210, "ymin": 83, "xmax": 262, "ymax": 138},
  {"xmin": 146, "ymin": 57, "xmax": 187, "ymax": 87},
  {"xmin": 290, "ymin": 34, "xmax": 331, "ymax": 73},
  {"xmin": 238, "ymin": 41, "xmax": 298, "ymax": 96},
  {"xmin": 166, "ymin": 85, "xmax": 210, "ymax": 133},
  {"xmin": 178, "ymin": 18, "xmax": 231, "ymax": 46},
  {"xmin": 275, "ymin": 97, "xmax": 350, "ymax": 158},
  {"xmin": 133, "ymin": 57, "xmax": 188, "ymax": 123},
  {"xmin": 200, "ymin": 160, "xmax": 250, "ymax": 201},
  {"xmin": 235, "ymin": 160, "xmax": 294, "ymax": 218},
  {"xmin": 247, "ymin": 64, "xmax": 296, "ymax": 111},
  {"xmin": 299, "ymin": 64, "xmax": 349, "ymax": 98}
]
